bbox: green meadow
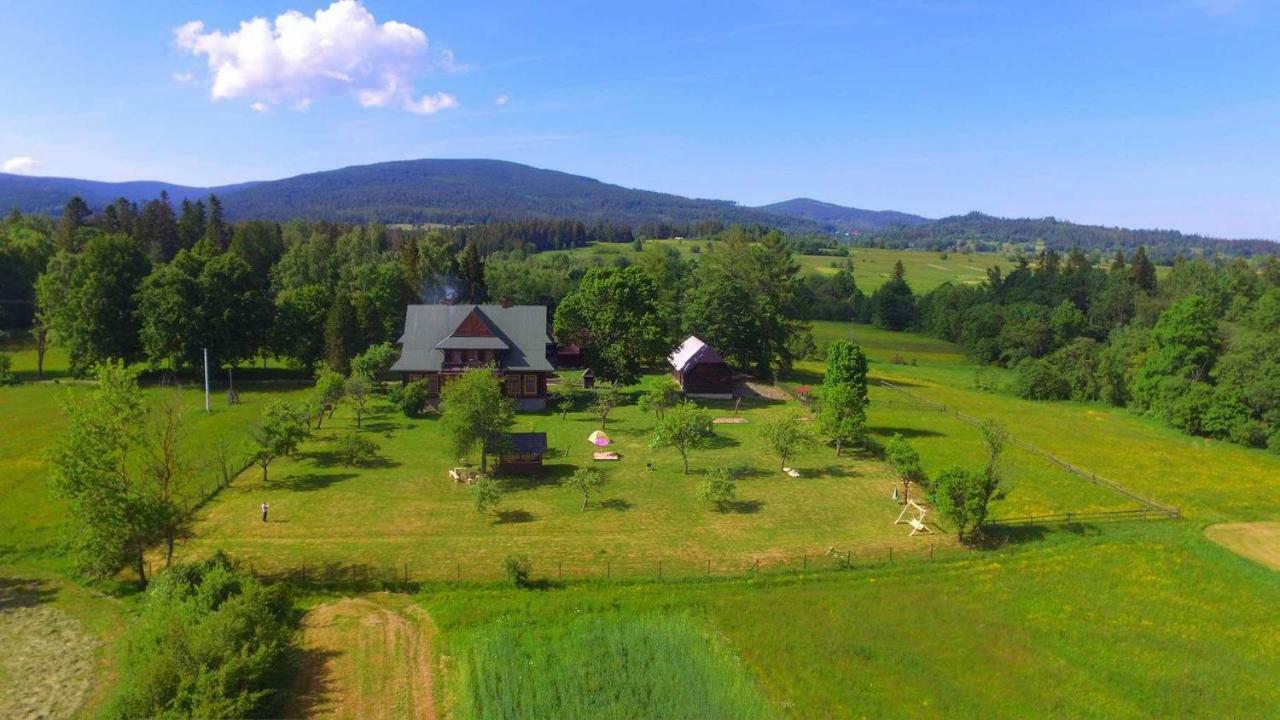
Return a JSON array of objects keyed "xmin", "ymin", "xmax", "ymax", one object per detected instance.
[
  {"xmin": 548, "ymin": 240, "xmax": 1008, "ymax": 291},
  {"xmin": 424, "ymin": 522, "xmax": 1280, "ymax": 718}
]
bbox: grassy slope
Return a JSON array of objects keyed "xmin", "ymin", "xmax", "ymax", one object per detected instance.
[
  {"xmin": 424, "ymin": 523, "xmax": 1280, "ymax": 718},
  {"xmin": 803, "ymin": 321, "xmax": 1280, "ymax": 522}
]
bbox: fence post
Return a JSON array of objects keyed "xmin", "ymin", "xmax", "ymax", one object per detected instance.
[
  {"xmin": 802, "ymin": 553, "xmax": 807, "ymax": 572},
  {"xmin": 930, "ymin": 544, "xmax": 934, "ymax": 562},
  {"xmin": 889, "ymin": 547, "xmax": 893, "ymax": 563},
  {"xmin": 607, "ymin": 559, "xmax": 612, "ymax": 580},
  {"xmin": 403, "ymin": 560, "xmax": 408, "ymax": 584},
  {"xmin": 456, "ymin": 562, "xmax": 460, "ymax": 581},
  {"xmin": 302, "ymin": 561, "xmax": 307, "ymax": 583},
  {"xmin": 846, "ymin": 550, "xmax": 851, "ymax": 566},
  {"xmin": 706, "ymin": 559, "xmax": 711, "ymax": 576},
  {"xmin": 658, "ymin": 560, "xmax": 663, "ymax": 581},
  {"xmin": 558, "ymin": 561, "xmax": 563, "ymax": 580}
]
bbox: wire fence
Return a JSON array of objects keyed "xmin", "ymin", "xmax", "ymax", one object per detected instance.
[
  {"xmin": 229, "ymin": 540, "xmax": 962, "ymax": 590},
  {"xmin": 875, "ymin": 379, "xmax": 1181, "ymax": 520}
]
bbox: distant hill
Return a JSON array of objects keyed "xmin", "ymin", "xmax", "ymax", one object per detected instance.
[
  {"xmin": 0, "ymin": 159, "xmax": 819, "ymax": 232},
  {"xmin": 874, "ymin": 212, "xmax": 1279, "ymax": 259},
  {"xmin": 0, "ymin": 173, "xmax": 259, "ymax": 216},
  {"xmin": 754, "ymin": 197, "xmax": 931, "ymax": 232}
]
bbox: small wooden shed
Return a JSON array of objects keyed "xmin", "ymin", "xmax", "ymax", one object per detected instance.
[
  {"xmin": 494, "ymin": 432, "xmax": 548, "ymax": 474},
  {"xmin": 669, "ymin": 336, "xmax": 734, "ymax": 399}
]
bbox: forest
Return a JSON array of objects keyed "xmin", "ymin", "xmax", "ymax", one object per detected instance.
[
  {"xmin": 868, "ymin": 211, "xmax": 1280, "ymax": 261},
  {"xmin": 1, "ymin": 193, "xmax": 1277, "ymax": 454}
]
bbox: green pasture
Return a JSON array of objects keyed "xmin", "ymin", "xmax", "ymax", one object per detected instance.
[
  {"xmin": 424, "ymin": 522, "xmax": 1280, "ymax": 718},
  {"xmin": 801, "ymin": 321, "xmax": 1280, "ymax": 521},
  {"xmin": 547, "ymin": 240, "xmax": 1008, "ymax": 292}
]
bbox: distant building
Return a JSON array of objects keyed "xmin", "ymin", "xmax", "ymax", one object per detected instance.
[
  {"xmin": 556, "ymin": 342, "xmax": 584, "ymax": 369},
  {"xmin": 669, "ymin": 336, "xmax": 734, "ymax": 399},
  {"xmin": 390, "ymin": 304, "xmax": 555, "ymax": 410}
]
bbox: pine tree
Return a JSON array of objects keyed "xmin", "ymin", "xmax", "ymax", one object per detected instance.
[
  {"xmin": 176, "ymin": 199, "xmax": 207, "ymax": 251},
  {"xmin": 1111, "ymin": 250, "xmax": 1126, "ymax": 274},
  {"xmin": 324, "ymin": 294, "xmax": 361, "ymax": 374},
  {"xmin": 56, "ymin": 196, "xmax": 91, "ymax": 251},
  {"xmin": 205, "ymin": 194, "xmax": 228, "ymax": 250},
  {"xmin": 136, "ymin": 192, "xmax": 180, "ymax": 262},
  {"xmin": 1130, "ymin": 246, "xmax": 1157, "ymax": 295},
  {"xmin": 458, "ymin": 241, "xmax": 487, "ymax": 302}
]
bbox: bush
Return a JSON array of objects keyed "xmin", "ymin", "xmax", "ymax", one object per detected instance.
[
  {"xmin": 0, "ymin": 353, "xmax": 15, "ymax": 385},
  {"xmin": 697, "ymin": 467, "xmax": 737, "ymax": 511},
  {"xmin": 398, "ymin": 379, "xmax": 431, "ymax": 417},
  {"xmin": 1268, "ymin": 432, "xmax": 1280, "ymax": 455},
  {"xmin": 103, "ymin": 554, "xmax": 295, "ymax": 719},
  {"xmin": 1012, "ymin": 358, "xmax": 1070, "ymax": 401},
  {"xmin": 333, "ymin": 431, "xmax": 380, "ymax": 466},
  {"xmin": 503, "ymin": 554, "xmax": 532, "ymax": 587}
]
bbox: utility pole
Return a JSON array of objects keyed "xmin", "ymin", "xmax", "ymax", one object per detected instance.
[{"xmin": 203, "ymin": 347, "xmax": 211, "ymax": 413}]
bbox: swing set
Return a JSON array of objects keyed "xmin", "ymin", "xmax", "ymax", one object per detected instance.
[{"xmin": 894, "ymin": 499, "xmax": 934, "ymax": 536}]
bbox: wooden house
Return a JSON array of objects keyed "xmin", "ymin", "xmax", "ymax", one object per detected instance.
[
  {"xmin": 669, "ymin": 336, "xmax": 734, "ymax": 399},
  {"xmin": 390, "ymin": 304, "xmax": 556, "ymax": 410}
]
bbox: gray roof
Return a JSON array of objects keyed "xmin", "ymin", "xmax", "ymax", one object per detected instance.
[
  {"xmin": 391, "ymin": 304, "xmax": 555, "ymax": 373},
  {"xmin": 435, "ymin": 336, "xmax": 509, "ymax": 350}
]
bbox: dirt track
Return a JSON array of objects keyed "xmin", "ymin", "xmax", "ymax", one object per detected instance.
[{"xmin": 288, "ymin": 595, "xmax": 437, "ymax": 719}]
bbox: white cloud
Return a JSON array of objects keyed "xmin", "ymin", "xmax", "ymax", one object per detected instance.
[
  {"xmin": 175, "ymin": 0, "xmax": 458, "ymax": 115},
  {"xmin": 172, "ymin": 71, "xmax": 194, "ymax": 84},
  {"xmin": 494, "ymin": 94, "xmax": 509, "ymax": 106},
  {"xmin": 2, "ymin": 156, "xmax": 40, "ymax": 174},
  {"xmin": 250, "ymin": 101, "xmax": 270, "ymax": 113}
]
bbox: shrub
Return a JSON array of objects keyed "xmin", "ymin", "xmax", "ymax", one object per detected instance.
[
  {"xmin": 333, "ymin": 431, "xmax": 380, "ymax": 466},
  {"xmin": 933, "ymin": 465, "xmax": 999, "ymax": 542},
  {"xmin": 1012, "ymin": 358, "xmax": 1070, "ymax": 401},
  {"xmin": 503, "ymin": 554, "xmax": 532, "ymax": 587},
  {"xmin": 398, "ymin": 379, "xmax": 430, "ymax": 417},
  {"xmin": 1268, "ymin": 432, "xmax": 1280, "ymax": 456},
  {"xmin": 698, "ymin": 467, "xmax": 737, "ymax": 511},
  {"xmin": 103, "ymin": 554, "xmax": 296, "ymax": 719},
  {"xmin": 0, "ymin": 353, "xmax": 15, "ymax": 385}
]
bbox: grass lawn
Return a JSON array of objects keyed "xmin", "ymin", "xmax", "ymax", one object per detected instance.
[
  {"xmin": 422, "ymin": 521, "xmax": 1280, "ymax": 718},
  {"xmin": 180, "ymin": 377, "xmax": 944, "ymax": 580},
  {"xmin": 801, "ymin": 321, "xmax": 1280, "ymax": 522},
  {"xmin": 545, "ymin": 241, "xmax": 1009, "ymax": 292}
]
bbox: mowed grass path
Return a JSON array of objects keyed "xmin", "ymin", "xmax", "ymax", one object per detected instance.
[
  {"xmin": 804, "ymin": 321, "xmax": 1280, "ymax": 522},
  {"xmin": 182, "ymin": 380, "xmax": 928, "ymax": 579},
  {"xmin": 424, "ymin": 522, "xmax": 1280, "ymax": 718}
]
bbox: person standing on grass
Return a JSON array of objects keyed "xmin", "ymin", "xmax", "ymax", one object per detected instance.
[{"xmin": 261, "ymin": 502, "xmax": 270, "ymax": 522}]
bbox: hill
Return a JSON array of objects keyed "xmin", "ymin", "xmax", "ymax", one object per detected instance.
[
  {"xmin": 0, "ymin": 159, "xmax": 820, "ymax": 232},
  {"xmin": 874, "ymin": 211, "xmax": 1279, "ymax": 259},
  {"xmin": 754, "ymin": 197, "xmax": 931, "ymax": 232},
  {"xmin": 0, "ymin": 173, "xmax": 258, "ymax": 216}
]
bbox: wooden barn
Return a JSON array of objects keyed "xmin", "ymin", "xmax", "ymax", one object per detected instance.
[
  {"xmin": 669, "ymin": 336, "xmax": 734, "ymax": 399},
  {"xmin": 493, "ymin": 432, "xmax": 548, "ymax": 474}
]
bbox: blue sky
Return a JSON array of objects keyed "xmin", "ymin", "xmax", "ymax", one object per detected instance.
[{"xmin": 1, "ymin": 0, "xmax": 1278, "ymax": 238}]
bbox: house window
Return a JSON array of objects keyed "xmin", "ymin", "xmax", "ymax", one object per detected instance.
[
  {"xmin": 523, "ymin": 374, "xmax": 538, "ymax": 396},
  {"xmin": 505, "ymin": 376, "xmax": 520, "ymax": 396}
]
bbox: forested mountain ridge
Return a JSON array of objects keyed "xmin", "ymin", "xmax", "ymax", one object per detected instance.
[
  {"xmin": 2, "ymin": 160, "xmax": 1276, "ymax": 255},
  {"xmin": 0, "ymin": 159, "xmax": 820, "ymax": 233},
  {"xmin": 874, "ymin": 212, "xmax": 1279, "ymax": 259},
  {"xmin": 755, "ymin": 197, "xmax": 931, "ymax": 232}
]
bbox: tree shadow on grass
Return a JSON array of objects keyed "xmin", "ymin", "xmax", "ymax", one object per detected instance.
[
  {"xmin": 269, "ymin": 472, "xmax": 358, "ymax": 492},
  {"xmin": 703, "ymin": 433, "xmax": 741, "ymax": 450},
  {"xmin": 495, "ymin": 509, "xmax": 536, "ymax": 524},
  {"xmin": 286, "ymin": 646, "xmax": 343, "ymax": 719},
  {"xmin": 804, "ymin": 463, "xmax": 863, "ymax": 479},
  {"xmin": 598, "ymin": 498, "xmax": 632, "ymax": 512},
  {"xmin": 0, "ymin": 577, "xmax": 57, "ymax": 610},
  {"xmin": 727, "ymin": 465, "xmax": 773, "ymax": 480},
  {"xmin": 302, "ymin": 450, "xmax": 400, "ymax": 470},
  {"xmin": 867, "ymin": 426, "xmax": 946, "ymax": 439},
  {"xmin": 981, "ymin": 523, "xmax": 1050, "ymax": 547},
  {"xmin": 723, "ymin": 499, "xmax": 764, "ymax": 514}
]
